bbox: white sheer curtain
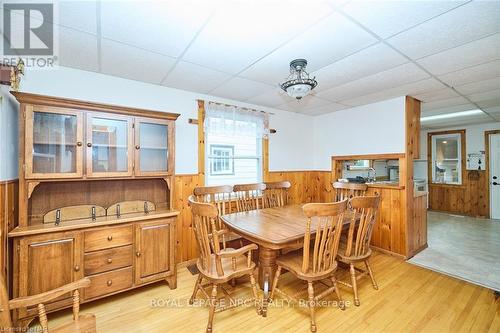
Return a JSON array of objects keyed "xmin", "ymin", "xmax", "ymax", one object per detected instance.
[{"xmin": 204, "ymin": 102, "xmax": 269, "ymax": 139}]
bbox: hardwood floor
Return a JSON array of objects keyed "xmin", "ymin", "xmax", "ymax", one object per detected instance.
[
  {"xmin": 42, "ymin": 251, "xmax": 499, "ymax": 333},
  {"xmin": 408, "ymin": 211, "xmax": 500, "ymax": 291}
]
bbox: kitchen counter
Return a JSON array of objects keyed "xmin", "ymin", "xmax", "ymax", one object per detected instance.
[{"xmin": 365, "ymin": 181, "xmax": 405, "ymax": 190}]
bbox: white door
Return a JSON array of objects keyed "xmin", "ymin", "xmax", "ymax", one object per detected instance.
[{"xmin": 490, "ymin": 134, "xmax": 500, "ymax": 219}]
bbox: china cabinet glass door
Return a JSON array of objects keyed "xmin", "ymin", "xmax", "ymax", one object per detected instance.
[
  {"xmin": 134, "ymin": 118, "xmax": 173, "ymax": 176},
  {"xmin": 86, "ymin": 113, "xmax": 133, "ymax": 177},
  {"xmin": 26, "ymin": 106, "xmax": 83, "ymax": 179}
]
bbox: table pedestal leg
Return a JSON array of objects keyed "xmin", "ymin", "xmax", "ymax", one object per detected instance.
[{"xmin": 258, "ymin": 247, "xmax": 278, "ymax": 317}]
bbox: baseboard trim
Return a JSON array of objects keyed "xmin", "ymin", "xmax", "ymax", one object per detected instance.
[
  {"xmin": 371, "ymin": 245, "xmax": 407, "ymax": 260},
  {"xmin": 177, "ymin": 258, "xmax": 197, "ymax": 268}
]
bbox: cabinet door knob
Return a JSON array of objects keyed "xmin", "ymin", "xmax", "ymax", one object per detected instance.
[
  {"xmin": 87, "ymin": 142, "xmax": 92, "ymax": 147},
  {"xmin": 76, "ymin": 141, "xmax": 82, "ymax": 147},
  {"xmin": 136, "ymin": 251, "xmax": 141, "ymax": 257},
  {"xmin": 107, "ymin": 280, "xmax": 112, "ymax": 286},
  {"xmin": 135, "ymin": 145, "xmax": 140, "ymax": 150},
  {"xmin": 74, "ymin": 265, "xmax": 80, "ymax": 272},
  {"xmin": 107, "ymin": 235, "xmax": 113, "ymax": 241},
  {"xmin": 107, "ymin": 258, "xmax": 112, "ymax": 264}
]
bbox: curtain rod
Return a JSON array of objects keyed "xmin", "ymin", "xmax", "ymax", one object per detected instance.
[{"xmin": 199, "ymin": 99, "xmax": 275, "ymax": 115}]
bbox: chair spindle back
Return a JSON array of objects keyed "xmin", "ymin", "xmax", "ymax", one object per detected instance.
[
  {"xmin": 344, "ymin": 196, "xmax": 381, "ymax": 257},
  {"xmin": 193, "ymin": 185, "xmax": 234, "ymax": 215},
  {"xmin": 301, "ymin": 200, "xmax": 348, "ymax": 274},
  {"xmin": 193, "ymin": 185, "xmax": 234, "ymax": 249},
  {"xmin": 188, "ymin": 195, "xmax": 225, "ymax": 277},
  {"xmin": 332, "ymin": 182, "xmax": 367, "ymax": 202},
  {"xmin": 233, "ymin": 183, "xmax": 266, "ymax": 212},
  {"xmin": 264, "ymin": 181, "xmax": 291, "ymax": 208}
]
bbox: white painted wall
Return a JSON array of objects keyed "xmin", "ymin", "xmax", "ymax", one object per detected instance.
[
  {"xmin": 0, "ymin": 86, "xmax": 19, "ymax": 181},
  {"xmin": 2, "ymin": 67, "xmax": 406, "ymax": 179},
  {"xmin": 420, "ymin": 122, "xmax": 500, "ymax": 160},
  {"xmin": 17, "ymin": 67, "xmax": 314, "ymax": 174},
  {"xmin": 312, "ymin": 97, "xmax": 406, "ymax": 170}
]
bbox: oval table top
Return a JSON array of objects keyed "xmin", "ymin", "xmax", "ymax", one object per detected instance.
[{"xmin": 220, "ymin": 204, "xmax": 354, "ymax": 250}]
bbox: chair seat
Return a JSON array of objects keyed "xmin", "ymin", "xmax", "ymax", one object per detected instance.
[
  {"xmin": 276, "ymin": 249, "xmax": 337, "ymax": 281},
  {"xmin": 52, "ymin": 313, "xmax": 96, "ymax": 333},
  {"xmin": 336, "ymin": 241, "xmax": 372, "ymax": 263},
  {"xmin": 224, "ymin": 231, "xmax": 243, "ymax": 243},
  {"xmin": 197, "ymin": 253, "xmax": 256, "ymax": 283}
]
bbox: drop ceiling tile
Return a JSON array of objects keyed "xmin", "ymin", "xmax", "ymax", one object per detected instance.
[
  {"xmin": 58, "ymin": 0, "xmax": 97, "ymax": 34},
  {"xmin": 413, "ymin": 88, "xmax": 460, "ymax": 103},
  {"xmin": 58, "ymin": 27, "xmax": 98, "ymax": 71},
  {"xmin": 328, "ymin": 0, "xmax": 352, "ymax": 7},
  {"xmin": 387, "ymin": 1, "xmax": 500, "ymax": 59},
  {"xmin": 422, "ymin": 114, "xmax": 492, "ymax": 129},
  {"xmin": 342, "ymin": 0, "xmax": 465, "ymax": 39},
  {"xmin": 101, "ymin": 39, "xmax": 176, "ymax": 84},
  {"xmin": 422, "ymin": 96, "xmax": 471, "ymax": 111},
  {"xmin": 417, "ymin": 33, "xmax": 500, "ymax": 75},
  {"xmin": 312, "ymin": 43, "xmax": 408, "ymax": 92},
  {"xmin": 421, "ymin": 103, "xmax": 477, "ymax": 116},
  {"xmin": 239, "ymin": 12, "xmax": 377, "ymax": 85},
  {"xmin": 339, "ymin": 78, "xmax": 445, "ymax": 106},
  {"xmin": 246, "ymin": 90, "xmax": 290, "ymax": 108},
  {"xmin": 277, "ymin": 96, "xmax": 332, "ymax": 112},
  {"xmin": 455, "ymin": 77, "xmax": 500, "ymax": 95},
  {"xmin": 301, "ymin": 103, "xmax": 350, "ymax": 115},
  {"xmin": 210, "ymin": 77, "xmax": 274, "ymax": 101},
  {"xmin": 467, "ymin": 88, "xmax": 500, "ymax": 103},
  {"xmin": 162, "ymin": 61, "xmax": 232, "ymax": 94},
  {"xmin": 317, "ymin": 63, "xmax": 429, "ymax": 102},
  {"xmin": 182, "ymin": 2, "xmax": 332, "ymax": 74},
  {"xmin": 437, "ymin": 60, "xmax": 500, "ymax": 87},
  {"xmin": 483, "ymin": 106, "xmax": 500, "ymax": 115},
  {"xmin": 477, "ymin": 97, "xmax": 500, "ymax": 109},
  {"xmin": 101, "ymin": 1, "xmax": 211, "ymax": 58}
]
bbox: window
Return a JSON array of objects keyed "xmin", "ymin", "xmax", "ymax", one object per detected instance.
[
  {"xmin": 204, "ymin": 102, "xmax": 267, "ymax": 186},
  {"xmin": 348, "ymin": 160, "xmax": 370, "ymax": 170},
  {"xmin": 431, "ymin": 132, "xmax": 463, "ymax": 185},
  {"xmin": 209, "ymin": 145, "xmax": 234, "ymax": 175}
]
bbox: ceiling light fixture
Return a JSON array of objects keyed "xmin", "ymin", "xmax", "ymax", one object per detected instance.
[
  {"xmin": 280, "ymin": 59, "xmax": 317, "ymax": 100},
  {"xmin": 420, "ymin": 109, "xmax": 484, "ymax": 122}
]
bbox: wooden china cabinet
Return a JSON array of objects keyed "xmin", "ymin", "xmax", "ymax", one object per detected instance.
[{"xmin": 8, "ymin": 92, "xmax": 180, "ymax": 327}]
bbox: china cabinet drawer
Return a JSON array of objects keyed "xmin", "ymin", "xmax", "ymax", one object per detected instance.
[
  {"xmin": 84, "ymin": 225, "xmax": 133, "ymax": 252},
  {"xmin": 84, "ymin": 245, "xmax": 133, "ymax": 275},
  {"xmin": 84, "ymin": 267, "xmax": 133, "ymax": 300}
]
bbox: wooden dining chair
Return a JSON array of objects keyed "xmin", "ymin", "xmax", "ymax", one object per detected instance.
[
  {"xmin": 193, "ymin": 185, "xmax": 242, "ymax": 248},
  {"xmin": 264, "ymin": 181, "xmax": 291, "ymax": 208},
  {"xmin": 269, "ymin": 200, "xmax": 348, "ymax": 333},
  {"xmin": 332, "ymin": 182, "xmax": 367, "ymax": 201},
  {"xmin": 188, "ymin": 196, "xmax": 261, "ymax": 333},
  {"xmin": 337, "ymin": 195, "xmax": 381, "ymax": 306},
  {"xmin": 0, "ymin": 276, "xmax": 95, "ymax": 333},
  {"xmin": 233, "ymin": 183, "xmax": 266, "ymax": 212}
]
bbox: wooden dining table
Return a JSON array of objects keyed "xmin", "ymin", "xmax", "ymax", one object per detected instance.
[{"xmin": 221, "ymin": 204, "xmax": 354, "ymax": 315}]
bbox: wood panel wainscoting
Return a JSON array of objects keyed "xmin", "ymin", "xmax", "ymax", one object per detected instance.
[
  {"xmin": 331, "ymin": 154, "xmax": 410, "ymax": 257},
  {"xmin": 427, "ymin": 129, "xmax": 488, "ymax": 217},
  {"xmin": 172, "ymin": 171, "xmax": 333, "ymax": 264},
  {"xmin": 328, "ymin": 97, "xmax": 427, "ymax": 258},
  {"xmin": 174, "ymin": 96, "xmax": 425, "ymax": 263}
]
